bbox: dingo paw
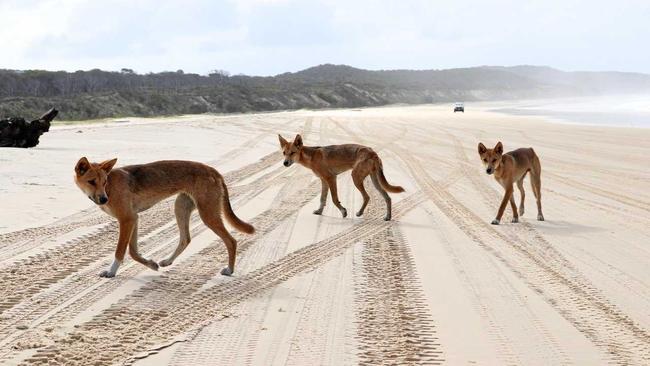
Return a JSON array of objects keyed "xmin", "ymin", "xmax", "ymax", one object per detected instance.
[
  {"xmin": 519, "ymin": 206, "xmax": 525, "ymax": 216},
  {"xmin": 537, "ymin": 214, "xmax": 545, "ymax": 221},
  {"xmin": 221, "ymin": 267, "xmax": 233, "ymax": 276},
  {"xmin": 313, "ymin": 208, "xmax": 323, "ymax": 215},
  {"xmin": 511, "ymin": 217, "xmax": 519, "ymax": 223},
  {"xmin": 356, "ymin": 210, "xmax": 364, "ymax": 217},
  {"xmin": 491, "ymin": 219, "xmax": 500, "ymax": 225},
  {"xmin": 384, "ymin": 215, "xmax": 392, "ymax": 221},
  {"xmin": 340, "ymin": 208, "xmax": 348, "ymax": 218},
  {"xmin": 99, "ymin": 270, "xmax": 116, "ymax": 278},
  {"xmin": 146, "ymin": 260, "xmax": 159, "ymax": 271},
  {"xmin": 158, "ymin": 258, "xmax": 173, "ymax": 267}
]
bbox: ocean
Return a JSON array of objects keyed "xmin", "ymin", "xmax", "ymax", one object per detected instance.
[{"xmin": 491, "ymin": 95, "xmax": 650, "ymax": 128}]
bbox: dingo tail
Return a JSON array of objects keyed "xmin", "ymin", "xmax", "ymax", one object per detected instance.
[
  {"xmin": 374, "ymin": 159, "xmax": 405, "ymax": 193},
  {"xmin": 221, "ymin": 180, "xmax": 255, "ymax": 234}
]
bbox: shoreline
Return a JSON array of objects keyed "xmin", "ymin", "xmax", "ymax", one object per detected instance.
[
  {"xmin": 485, "ymin": 94, "xmax": 650, "ymax": 129},
  {"xmin": 48, "ymin": 95, "xmax": 650, "ymax": 131}
]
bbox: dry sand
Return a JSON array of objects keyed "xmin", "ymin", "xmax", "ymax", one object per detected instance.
[{"xmin": 0, "ymin": 103, "xmax": 649, "ymax": 365}]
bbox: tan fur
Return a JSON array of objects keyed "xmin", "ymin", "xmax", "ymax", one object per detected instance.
[
  {"xmin": 478, "ymin": 142, "xmax": 545, "ymax": 225},
  {"xmin": 279, "ymin": 134, "xmax": 404, "ymax": 221},
  {"xmin": 74, "ymin": 157, "xmax": 254, "ymax": 278}
]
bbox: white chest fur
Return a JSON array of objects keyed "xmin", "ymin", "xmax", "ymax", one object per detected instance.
[{"xmin": 99, "ymin": 205, "xmax": 117, "ymax": 218}]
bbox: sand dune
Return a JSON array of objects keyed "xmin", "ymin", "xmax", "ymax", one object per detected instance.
[{"xmin": 0, "ymin": 103, "xmax": 649, "ymax": 365}]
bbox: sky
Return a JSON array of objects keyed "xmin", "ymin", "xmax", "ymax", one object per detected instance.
[{"xmin": 1, "ymin": 0, "xmax": 649, "ymax": 76}]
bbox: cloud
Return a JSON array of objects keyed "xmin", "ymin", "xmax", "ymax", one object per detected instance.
[
  {"xmin": 0, "ymin": 0, "xmax": 85, "ymax": 55},
  {"xmin": 1, "ymin": 0, "xmax": 649, "ymax": 74}
]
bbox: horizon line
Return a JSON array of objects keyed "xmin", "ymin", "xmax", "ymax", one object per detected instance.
[{"xmin": 3, "ymin": 64, "xmax": 649, "ymax": 78}]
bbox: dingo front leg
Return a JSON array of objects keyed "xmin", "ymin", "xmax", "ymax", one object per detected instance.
[
  {"xmin": 100, "ymin": 216, "xmax": 135, "ymax": 278},
  {"xmin": 516, "ymin": 178, "xmax": 525, "ymax": 217},
  {"xmin": 127, "ymin": 218, "xmax": 159, "ymax": 271},
  {"xmin": 509, "ymin": 195, "xmax": 519, "ymax": 223},
  {"xmin": 313, "ymin": 178, "xmax": 328, "ymax": 215},
  {"xmin": 493, "ymin": 186, "xmax": 514, "ymax": 225},
  {"xmin": 327, "ymin": 176, "xmax": 347, "ymax": 218}
]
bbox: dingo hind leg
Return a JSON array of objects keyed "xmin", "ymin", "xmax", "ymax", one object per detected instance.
[
  {"xmin": 352, "ymin": 162, "xmax": 372, "ymax": 217},
  {"xmin": 531, "ymin": 155, "xmax": 544, "ymax": 221},
  {"xmin": 370, "ymin": 174, "xmax": 392, "ymax": 221},
  {"xmin": 370, "ymin": 157, "xmax": 403, "ymax": 221},
  {"xmin": 197, "ymin": 198, "xmax": 238, "ymax": 276},
  {"xmin": 160, "ymin": 193, "xmax": 195, "ymax": 267}
]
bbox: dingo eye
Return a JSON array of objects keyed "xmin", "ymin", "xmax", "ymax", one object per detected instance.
[
  {"xmin": 492, "ymin": 159, "xmax": 497, "ymax": 163},
  {"xmin": 483, "ymin": 158, "xmax": 487, "ymax": 162},
  {"xmin": 88, "ymin": 179, "xmax": 96, "ymax": 186}
]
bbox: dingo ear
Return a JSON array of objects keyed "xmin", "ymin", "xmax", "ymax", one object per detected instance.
[
  {"xmin": 478, "ymin": 142, "xmax": 487, "ymax": 154},
  {"xmin": 278, "ymin": 134, "xmax": 288, "ymax": 148},
  {"xmin": 100, "ymin": 158, "xmax": 118, "ymax": 173},
  {"xmin": 75, "ymin": 157, "xmax": 90, "ymax": 176},
  {"xmin": 494, "ymin": 142, "xmax": 503, "ymax": 154},
  {"xmin": 294, "ymin": 134, "xmax": 303, "ymax": 148}
]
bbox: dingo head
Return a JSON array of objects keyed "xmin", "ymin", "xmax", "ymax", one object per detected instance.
[
  {"xmin": 74, "ymin": 157, "xmax": 117, "ymax": 205},
  {"xmin": 278, "ymin": 134, "xmax": 303, "ymax": 167},
  {"xmin": 478, "ymin": 142, "xmax": 503, "ymax": 175}
]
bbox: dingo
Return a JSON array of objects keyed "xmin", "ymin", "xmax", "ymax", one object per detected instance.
[
  {"xmin": 278, "ymin": 134, "xmax": 404, "ymax": 221},
  {"xmin": 478, "ymin": 142, "xmax": 545, "ymax": 225},
  {"xmin": 74, "ymin": 158, "xmax": 254, "ymax": 278}
]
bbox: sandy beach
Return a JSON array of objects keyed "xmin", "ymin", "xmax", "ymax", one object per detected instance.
[{"xmin": 1, "ymin": 102, "xmax": 649, "ymax": 365}]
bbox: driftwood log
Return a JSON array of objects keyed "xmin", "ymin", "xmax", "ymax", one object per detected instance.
[{"xmin": 0, "ymin": 108, "xmax": 58, "ymax": 148}]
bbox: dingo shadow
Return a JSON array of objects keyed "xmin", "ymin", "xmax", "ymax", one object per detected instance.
[
  {"xmin": 391, "ymin": 221, "xmax": 437, "ymax": 230},
  {"xmin": 34, "ymin": 147, "xmax": 78, "ymax": 151},
  {"xmin": 533, "ymin": 219, "xmax": 605, "ymax": 235}
]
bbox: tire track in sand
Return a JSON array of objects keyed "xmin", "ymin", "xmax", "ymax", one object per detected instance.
[
  {"xmin": 515, "ymin": 129, "xmax": 650, "ymax": 212},
  {"xmin": 11, "ymin": 168, "xmax": 308, "ymax": 361},
  {"xmin": 0, "ymin": 152, "xmax": 282, "ymax": 360},
  {"xmin": 21, "ymin": 194, "xmax": 423, "ymax": 365},
  {"xmin": 302, "ymin": 118, "xmax": 444, "ymax": 365},
  {"xmin": 0, "ymin": 211, "xmax": 108, "ymax": 262},
  {"xmin": 393, "ymin": 145, "xmax": 650, "ymax": 365},
  {"xmin": 449, "ymin": 133, "xmax": 650, "ymax": 313},
  {"xmin": 355, "ymin": 225, "xmax": 444, "ymax": 365},
  {"xmin": 0, "ymin": 165, "xmax": 312, "ymax": 363},
  {"xmin": 0, "ymin": 150, "xmax": 302, "ymax": 353},
  {"xmin": 0, "ymin": 179, "xmax": 306, "ymax": 359},
  {"xmin": 330, "ymin": 117, "xmax": 445, "ymax": 364},
  {"xmin": 167, "ymin": 174, "xmax": 314, "ymax": 366}
]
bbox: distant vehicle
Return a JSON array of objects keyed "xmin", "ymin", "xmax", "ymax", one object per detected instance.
[{"xmin": 454, "ymin": 102, "xmax": 464, "ymax": 113}]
